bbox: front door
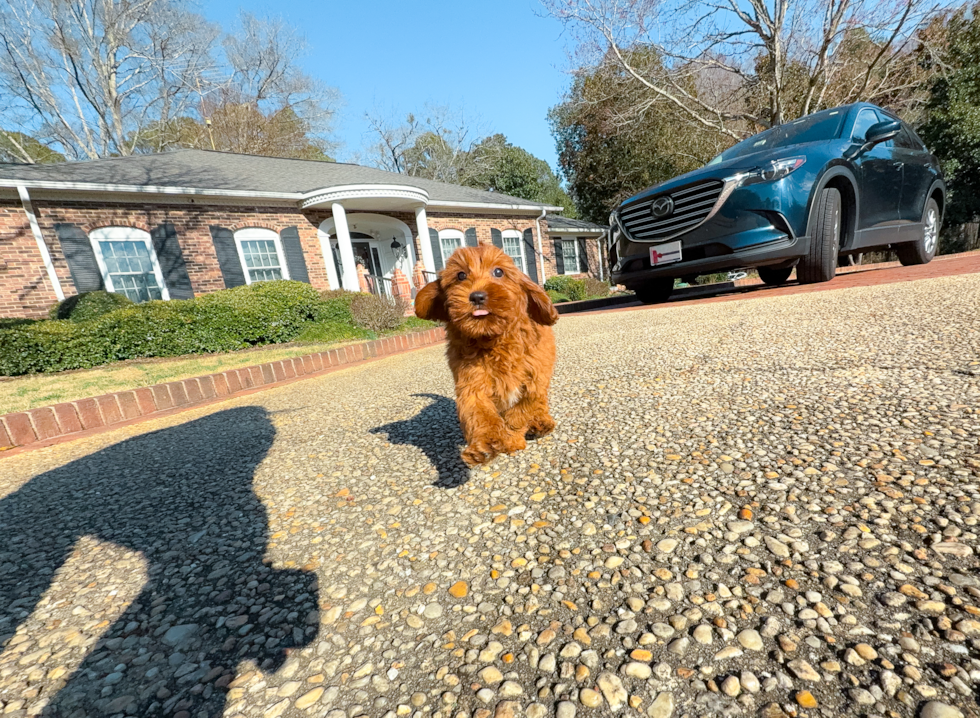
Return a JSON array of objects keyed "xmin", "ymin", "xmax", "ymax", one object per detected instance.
[
  {"xmin": 351, "ymin": 242, "xmax": 384, "ymax": 276},
  {"xmin": 350, "ymin": 241, "xmax": 389, "ymax": 295}
]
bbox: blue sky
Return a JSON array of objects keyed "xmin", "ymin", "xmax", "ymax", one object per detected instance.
[{"xmin": 200, "ymin": 0, "xmax": 573, "ymax": 168}]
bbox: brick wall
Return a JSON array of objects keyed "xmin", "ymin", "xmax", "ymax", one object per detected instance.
[
  {"xmin": 548, "ymin": 234, "xmax": 608, "ymax": 284},
  {"xmin": 29, "ymin": 201, "xmax": 332, "ymax": 302},
  {"xmin": 0, "ymin": 196, "xmax": 598, "ymax": 319},
  {"xmin": 425, "ymin": 213, "xmax": 560, "ymax": 281},
  {"xmin": 0, "ymin": 201, "xmax": 59, "ymax": 318}
]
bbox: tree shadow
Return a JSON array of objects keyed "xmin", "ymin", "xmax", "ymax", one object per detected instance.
[
  {"xmin": 0, "ymin": 407, "xmax": 319, "ymax": 717},
  {"xmin": 370, "ymin": 393, "xmax": 470, "ymax": 487}
]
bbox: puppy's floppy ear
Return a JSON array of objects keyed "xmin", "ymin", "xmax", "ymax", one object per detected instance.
[
  {"xmin": 414, "ymin": 280, "xmax": 451, "ymax": 322},
  {"xmin": 520, "ymin": 274, "xmax": 559, "ymax": 326}
]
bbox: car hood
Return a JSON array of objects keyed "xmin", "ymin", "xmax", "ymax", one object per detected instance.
[{"xmin": 618, "ymin": 143, "xmax": 822, "ymax": 207}]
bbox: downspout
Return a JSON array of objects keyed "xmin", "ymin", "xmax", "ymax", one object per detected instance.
[
  {"xmin": 534, "ymin": 208, "xmax": 547, "ymax": 283},
  {"xmin": 17, "ymin": 185, "xmax": 64, "ymax": 301},
  {"xmin": 598, "ymin": 231, "xmax": 606, "ymax": 282}
]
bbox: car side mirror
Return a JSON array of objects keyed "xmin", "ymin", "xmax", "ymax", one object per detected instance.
[{"xmin": 864, "ymin": 120, "xmax": 901, "ymax": 147}]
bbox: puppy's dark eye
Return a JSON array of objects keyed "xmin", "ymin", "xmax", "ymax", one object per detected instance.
[
  {"xmin": 492, "ymin": 268, "xmax": 504, "ymax": 278},
  {"xmin": 457, "ymin": 271, "xmax": 467, "ymax": 281}
]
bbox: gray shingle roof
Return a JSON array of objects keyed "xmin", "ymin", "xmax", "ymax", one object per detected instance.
[
  {"xmin": 545, "ymin": 214, "xmax": 607, "ymax": 231},
  {"xmin": 0, "ymin": 149, "xmax": 560, "ymax": 210}
]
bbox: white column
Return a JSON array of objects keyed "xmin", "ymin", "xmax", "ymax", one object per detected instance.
[
  {"xmin": 415, "ymin": 206, "xmax": 435, "ymax": 274},
  {"xmin": 317, "ymin": 224, "xmax": 340, "ymax": 290},
  {"xmin": 332, "ymin": 203, "xmax": 360, "ymax": 292}
]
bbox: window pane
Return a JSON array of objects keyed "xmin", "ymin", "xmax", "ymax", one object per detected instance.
[
  {"xmin": 98, "ymin": 240, "xmax": 161, "ymax": 303},
  {"xmin": 239, "ymin": 239, "xmax": 282, "ymax": 282},
  {"xmin": 249, "ymin": 268, "xmax": 283, "ymax": 282},
  {"xmin": 562, "ymin": 240, "xmax": 578, "ymax": 273},
  {"xmin": 441, "ymin": 237, "xmax": 461, "ymax": 259},
  {"xmin": 502, "ymin": 236, "xmax": 524, "ymax": 272}
]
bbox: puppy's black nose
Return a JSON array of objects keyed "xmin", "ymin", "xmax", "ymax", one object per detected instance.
[{"xmin": 469, "ymin": 291, "xmax": 488, "ymax": 305}]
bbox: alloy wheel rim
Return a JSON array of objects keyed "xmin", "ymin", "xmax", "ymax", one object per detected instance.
[{"xmin": 924, "ymin": 208, "xmax": 938, "ymax": 255}]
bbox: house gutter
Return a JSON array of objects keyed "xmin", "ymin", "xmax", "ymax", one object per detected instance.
[
  {"xmin": 598, "ymin": 230, "xmax": 606, "ymax": 282},
  {"xmin": 535, "ymin": 208, "xmax": 547, "ymax": 282},
  {"xmin": 17, "ymin": 185, "xmax": 64, "ymax": 301},
  {"xmin": 0, "ymin": 179, "xmax": 566, "ymax": 214}
]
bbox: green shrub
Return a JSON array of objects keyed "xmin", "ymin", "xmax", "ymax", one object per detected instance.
[
  {"xmin": 582, "ymin": 277, "xmax": 610, "ymax": 298},
  {"xmin": 0, "ymin": 318, "xmax": 36, "ymax": 330},
  {"xmin": 350, "ymin": 294, "xmax": 409, "ymax": 334},
  {"xmin": 318, "ymin": 288, "xmax": 364, "ymax": 324},
  {"xmin": 544, "ymin": 276, "xmax": 587, "ymax": 301},
  {"xmin": 0, "ymin": 280, "xmax": 328, "ymax": 376},
  {"xmin": 50, "ymin": 290, "xmax": 133, "ymax": 322},
  {"xmin": 544, "ymin": 276, "xmax": 577, "ymax": 294},
  {"xmin": 546, "ymin": 290, "xmax": 570, "ymax": 304}
]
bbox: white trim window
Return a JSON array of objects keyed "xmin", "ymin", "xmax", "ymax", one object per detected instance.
[
  {"xmin": 501, "ymin": 230, "xmax": 525, "ymax": 272},
  {"xmin": 438, "ymin": 229, "xmax": 464, "ymax": 265},
  {"xmin": 561, "ymin": 239, "xmax": 580, "ymax": 275},
  {"xmin": 89, "ymin": 227, "xmax": 169, "ymax": 303},
  {"xmin": 234, "ymin": 227, "xmax": 289, "ymax": 284}
]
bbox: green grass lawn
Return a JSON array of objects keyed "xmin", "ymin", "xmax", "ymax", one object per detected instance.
[{"xmin": 0, "ymin": 318, "xmax": 435, "ymax": 414}]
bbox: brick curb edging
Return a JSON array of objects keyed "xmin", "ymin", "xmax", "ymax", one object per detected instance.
[
  {"xmin": 733, "ymin": 249, "xmax": 980, "ymax": 287},
  {"xmin": 0, "ymin": 327, "xmax": 447, "ymax": 453}
]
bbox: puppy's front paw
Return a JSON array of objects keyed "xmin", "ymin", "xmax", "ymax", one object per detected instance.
[
  {"xmin": 526, "ymin": 414, "xmax": 556, "ymax": 438},
  {"xmin": 462, "ymin": 428, "xmax": 527, "ymax": 466},
  {"xmin": 461, "ymin": 442, "xmax": 492, "ymax": 467}
]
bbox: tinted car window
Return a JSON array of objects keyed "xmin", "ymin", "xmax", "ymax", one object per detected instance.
[
  {"xmin": 851, "ymin": 109, "xmax": 880, "ymax": 142},
  {"xmin": 906, "ymin": 125, "xmax": 928, "ymax": 151},
  {"xmin": 708, "ymin": 108, "xmax": 846, "ymax": 164},
  {"xmin": 894, "ymin": 126, "xmax": 918, "ymax": 150}
]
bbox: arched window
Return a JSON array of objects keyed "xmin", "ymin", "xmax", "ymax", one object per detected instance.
[
  {"xmin": 437, "ymin": 229, "xmax": 465, "ymax": 265},
  {"xmin": 89, "ymin": 227, "xmax": 169, "ymax": 303},
  {"xmin": 234, "ymin": 228, "xmax": 289, "ymax": 283},
  {"xmin": 500, "ymin": 230, "xmax": 525, "ymax": 273}
]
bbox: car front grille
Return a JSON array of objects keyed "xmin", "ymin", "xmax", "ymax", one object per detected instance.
[{"xmin": 619, "ymin": 179, "xmax": 725, "ymax": 242}]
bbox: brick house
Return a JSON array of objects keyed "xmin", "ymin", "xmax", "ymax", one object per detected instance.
[{"xmin": 0, "ymin": 150, "xmax": 608, "ymax": 319}]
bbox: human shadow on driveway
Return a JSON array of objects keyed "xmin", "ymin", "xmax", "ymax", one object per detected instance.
[
  {"xmin": 0, "ymin": 407, "xmax": 319, "ymax": 717},
  {"xmin": 370, "ymin": 393, "xmax": 469, "ymax": 487}
]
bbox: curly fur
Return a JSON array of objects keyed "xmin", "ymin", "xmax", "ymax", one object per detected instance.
[{"xmin": 415, "ymin": 244, "xmax": 559, "ymax": 466}]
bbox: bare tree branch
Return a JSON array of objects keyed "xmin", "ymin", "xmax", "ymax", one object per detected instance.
[{"xmin": 544, "ymin": 0, "xmax": 947, "ymax": 140}]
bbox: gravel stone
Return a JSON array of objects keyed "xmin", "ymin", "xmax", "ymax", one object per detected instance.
[{"xmin": 2, "ymin": 276, "xmax": 979, "ymax": 718}]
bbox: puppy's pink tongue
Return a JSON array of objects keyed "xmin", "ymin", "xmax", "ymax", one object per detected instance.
[{"xmin": 472, "ymin": 309, "xmax": 490, "ymax": 317}]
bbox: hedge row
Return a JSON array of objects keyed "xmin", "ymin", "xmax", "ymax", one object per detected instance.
[
  {"xmin": 0, "ymin": 281, "xmax": 355, "ymax": 376},
  {"xmin": 544, "ymin": 276, "xmax": 611, "ymax": 303}
]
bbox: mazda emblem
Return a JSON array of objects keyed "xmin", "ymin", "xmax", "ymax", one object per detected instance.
[{"xmin": 651, "ymin": 196, "xmax": 674, "ymax": 218}]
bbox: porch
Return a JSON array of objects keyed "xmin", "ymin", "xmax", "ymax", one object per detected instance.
[{"xmin": 305, "ymin": 185, "xmax": 438, "ymax": 297}]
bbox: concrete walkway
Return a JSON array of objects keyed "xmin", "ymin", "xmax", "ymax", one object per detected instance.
[{"xmin": 1, "ymin": 272, "xmax": 978, "ymax": 718}]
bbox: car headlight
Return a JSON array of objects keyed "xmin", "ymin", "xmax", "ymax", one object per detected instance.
[{"xmin": 737, "ymin": 157, "xmax": 805, "ymax": 187}]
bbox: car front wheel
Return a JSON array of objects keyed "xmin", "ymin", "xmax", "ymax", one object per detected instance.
[
  {"xmin": 634, "ymin": 279, "xmax": 674, "ymax": 304},
  {"xmin": 798, "ymin": 187, "xmax": 841, "ymax": 284},
  {"xmin": 757, "ymin": 267, "xmax": 793, "ymax": 286},
  {"xmin": 897, "ymin": 198, "xmax": 940, "ymax": 266}
]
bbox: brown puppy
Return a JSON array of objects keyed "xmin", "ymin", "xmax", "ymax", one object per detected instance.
[{"xmin": 415, "ymin": 244, "xmax": 559, "ymax": 466}]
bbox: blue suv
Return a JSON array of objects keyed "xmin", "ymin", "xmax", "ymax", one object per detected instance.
[{"xmin": 608, "ymin": 103, "xmax": 946, "ymax": 303}]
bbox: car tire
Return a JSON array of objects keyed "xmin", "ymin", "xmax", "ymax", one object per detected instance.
[
  {"xmin": 798, "ymin": 187, "xmax": 841, "ymax": 284},
  {"xmin": 634, "ymin": 279, "xmax": 674, "ymax": 304},
  {"xmin": 757, "ymin": 267, "xmax": 793, "ymax": 286},
  {"xmin": 897, "ymin": 198, "xmax": 940, "ymax": 266}
]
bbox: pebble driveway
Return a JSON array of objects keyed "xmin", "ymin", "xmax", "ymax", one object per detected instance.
[{"xmin": 1, "ymin": 272, "xmax": 979, "ymax": 718}]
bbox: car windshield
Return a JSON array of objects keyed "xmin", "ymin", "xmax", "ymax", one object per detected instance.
[{"xmin": 707, "ymin": 109, "xmax": 846, "ymax": 165}]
